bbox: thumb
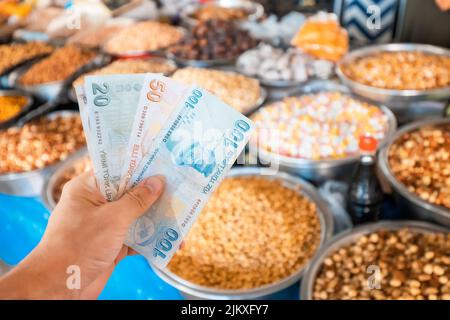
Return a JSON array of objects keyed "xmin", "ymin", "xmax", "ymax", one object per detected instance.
[{"xmin": 108, "ymin": 176, "xmax": 165, "ymax": 222}]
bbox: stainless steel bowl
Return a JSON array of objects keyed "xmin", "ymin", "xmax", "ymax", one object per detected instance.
[
  {"xmin": 181, "ymin": 0, "xmax": 264, "ymax": 28},
  {"xmin": 9, "ymin": 53, "xmax": 110, "ymax": 101},
  {"xmin": 300, "ymin": 220, "xmax": 449, "ymax": 300},
  {"xmin": 336, "ymin": 43, "xmax": 450, "ymax": 117},
  {"xmin": 102, "ymin": 27, "xmax": 187, "ymax": 59},
  {"xmin": 0, "ymin": 89, "xmax": 33, "ymax": 129},
  {"xmin": 41, "ymin": 148, "xmax": 88, "ymax": 210},
  {"xmin": 153, "ymin": 166, "xmax": 334, "ymax": 299},
  {"xmin": 379, "ymin": 118, "xmax": 450, "ymax": 227},
  {"xmin": 249, "ymin": 80, "xmax": 397, "ymax": 183},
  {"xmin": 0, "ymin": 110, "xmax": 83, "ymax": 197}
]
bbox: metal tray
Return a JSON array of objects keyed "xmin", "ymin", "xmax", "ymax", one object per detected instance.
[
  {"xmin": 153, "ymin": 166, "xmax": 334, "ymax": 300},
  {"xmin": 378, "ymin": 117, "xmax": 450, "ymax": 227},
  {"xmin": 9, "ymin": 53, "xmax": 111, "ymax": 102},
  {"xmin": 181, "ymin": 0, "xmax": 264, "ymax": 28},
  {"xmin": 336, "ymin": 43, "xmax": 450, "ymax": 115},
  {"xmin": 0, "ymin": 110, "xmax": 83, "ymax": 197},
  {"xmin": 300, "ymin": 220, "xmax": 449, "ymax": 300},
  {"xmin": 248, "ymin": 80, "xmax": 397, "ymax": 183}
]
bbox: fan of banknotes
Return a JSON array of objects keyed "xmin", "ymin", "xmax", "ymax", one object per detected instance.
[{"xmin": 74, "ymin": 73, "xmax": 254, "ymax": 268}]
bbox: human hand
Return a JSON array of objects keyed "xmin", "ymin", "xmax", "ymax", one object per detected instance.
[
  {"xmin": 0, "ymin": 171, "xmax": 164, "ymax": 300},
  {"xmin": 436, "ymin": 0, "xmax": 450, "ymax": 11}
]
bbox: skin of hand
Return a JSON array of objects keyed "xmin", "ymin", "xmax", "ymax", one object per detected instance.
[
  {"xmin": 0, "ymin": 171, "xmax": 164, "ymax": 300},
  {"xmin": 436, "ymin": 0, "xmax": 450, "ymax": 10}
]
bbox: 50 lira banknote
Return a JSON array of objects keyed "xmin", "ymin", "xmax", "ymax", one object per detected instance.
[{"xmin": 75, "ymin": 73, "xmax": 254, "ymax": 268}]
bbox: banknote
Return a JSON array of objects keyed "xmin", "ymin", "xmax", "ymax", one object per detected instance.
[
  {"xmin": 83, "ymin": 74, "xmax": 146, "ymax": 201},
  {"xmin": 117, "ymin": 74, "xmax": 190, "ymax": 198},
  {"xmin": 124, "ymin": 84, "xmax": 254, "ymax": 268}
]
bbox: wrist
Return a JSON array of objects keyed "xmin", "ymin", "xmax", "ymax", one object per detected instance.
[{"xmin": 0, "ymin": 243, "xmax": 81, "ymax": 300}]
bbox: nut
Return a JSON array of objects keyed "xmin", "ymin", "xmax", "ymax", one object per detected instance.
[
  {"xmin": 168, "ymin": 176, "xmax": 321, "ymax": 290},
  {"xmin": 0, "ymin": 42, "xmax": 53, "ymax": 75},
  {"xmin": 19, "ymin": 46, "xmax": 96, "ymax": 86},
  {"xmin": 0, "ymin": 114, "xmax": 85, "ymax": 174},
  {"xmin": 104, "ymin": 21, "xmax": 183, "ymax": 55},
  {"xmin": 389, "ymin": 124, "xmax": 450, "ymax": 209},
  {"xmin": 342, "ymin": 51, "xmax": 450, "ymax": 90},
  {"xmin": 313, "ymin": 229, "xmax": 450, "ymax": 300}
]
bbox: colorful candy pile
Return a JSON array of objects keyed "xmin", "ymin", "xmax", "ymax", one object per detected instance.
[{"xmin": 252, "ymin": 92, "xmax": 389, "ymax": 160}]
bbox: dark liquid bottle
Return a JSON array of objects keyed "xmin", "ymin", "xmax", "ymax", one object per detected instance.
[{"xmin": 347, "ymin": 135, "xmax": 383, "ymax": 224}]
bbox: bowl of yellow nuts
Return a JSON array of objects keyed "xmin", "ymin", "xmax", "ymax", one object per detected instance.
[
  {"xmin": 153, "ymin": 166, "xmax": 334, "ymax": 299},
  {"xmin": 0, "ymin": 110, "xmax": 86, "ymax": 196},
  {"xmin": 379, "ymin": 117, "xmax": 450, "ymax": 227},
  {"xmin": 300, "ymin": 220, "xmax": 449, "ymax": 300},
  {"xmin": 337, "ymin": 43, "xmax": 450, "ymax": 116},
  {"xmin": 0, "ymin": 90, "xmax": 33, "ymax": 129}
]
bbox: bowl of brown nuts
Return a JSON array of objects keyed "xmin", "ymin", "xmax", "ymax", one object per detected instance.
[
  {"xmin": 300, "ymin": 220, "xmax": 449, "ymax": 300},
  {"xmin": 9, "ymin": 45, "xmax": 98, "ymax": 101},
  {"xmin": 337, "ymin": 43, "xmax": 450, "ymax": 116},
  {"xmin": 379, "ymin": 118, "xmax": 450, "ymax": 227},
  {"xmin": 42, "ymin": 148, "xmax": 91, "ymax": 210},
  {"xmin": 153, "ymin": 167, "xmax": 334, "ymax": 299},
  {"xmin": 0, "ymin": 110, "xmax": 86, "ymax": 196},
  {"xmin": 181, "ymin": 0, "xmax": 264, "ymax": 28}
]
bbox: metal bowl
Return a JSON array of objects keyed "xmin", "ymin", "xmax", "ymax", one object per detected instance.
[
  {"xmin": 102, "ymin": 27, "xmax": 187, "ymax": 59},
  {"xmin": 9, "ymin": 53, "xmax": 110, "ymax": 102},
  {"xmin": 181, "ymin": 0, "xmax": 264, "ymax": 28},
  {"xmin": 300, "ymin": 220, "xmax": 449, "ymax": 300},
  {"xmin": 378, "ymin": 118, "xmax": 450, "ymax": 227},
  {"xmin": 0, "ymin": 110, "xmax": 83, "ymax": 197},
  {"xmin": 41, "ymin": 148, "xmax": 88, "ymax": 210},
  {"xmin": 336, "ymin": 43, "xmax": 450, "ymax": 116},
  {"xmin": 0, "ymin": 89, "xmax": 33, "ymax": 129},
  {"xmin": 249, "ymin": 80, "xmax": 397, "ymax": 183},
  {"xmin": 153, "ymin": 166, "xmax": 334, "ymax": 299}
]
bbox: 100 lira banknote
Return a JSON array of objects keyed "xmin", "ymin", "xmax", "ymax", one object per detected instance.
[{"xmin": 75, "ymin": 73, "xmax": 254, "ymax": 268}]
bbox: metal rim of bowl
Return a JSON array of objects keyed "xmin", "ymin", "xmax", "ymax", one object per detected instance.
[
  {"xmin": 153, "ymin": 166, "xmax": 334, "ymax": 299},
  {"xmin": 181, "ymin": 0, "xmax": 264, "ymax": 28},
  {"xmin": 42, "ymin": 147, "xmax": 88, "ymax": 210},
  {"xmin": 336, "ymin": 43, "xmax": 450, "ymax": 99},
  {"xmin": 378, "ymin": 117, "xmax": 450, "ymax": 221},
  {"xmin": 0, "ymin": 89, "xmax": 34, "ymax": 128},
  {"xmin": 300, "ymin": 220, "xmax": 449, "ymax": 300},
  {"xmin": 0, "ymin": 110, "xmax": 82, "ymax": 183},
  {"xmin": 249, "ymin": 80, "xmax": 397, "ymax": 169}
]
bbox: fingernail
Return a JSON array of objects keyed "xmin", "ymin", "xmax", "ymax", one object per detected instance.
[{"xmin": 144, "ymin": 176, "xmax": 164, "ymax": 194}]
